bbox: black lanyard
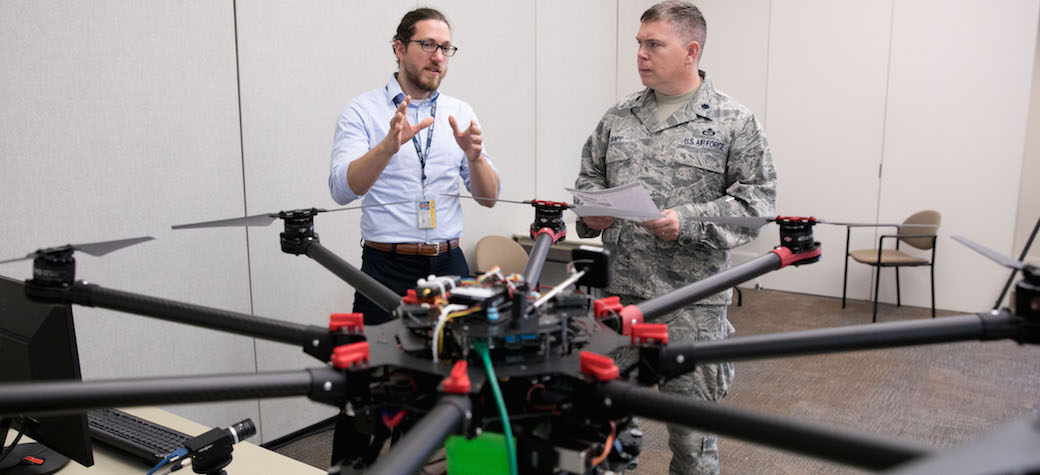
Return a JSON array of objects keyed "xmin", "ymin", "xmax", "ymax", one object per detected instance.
[{"xmin": 392, "ymin": 95, "xmax": 436, "ymax": 183}]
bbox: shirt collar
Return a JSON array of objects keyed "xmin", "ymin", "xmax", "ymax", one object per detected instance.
[
  {"xmin": 384, "ymin": 73, "xmax": 440, "ymax": 105},
  {"xmin": 620, "ymin": 70, "xmax": 718, "ymax": 132}
]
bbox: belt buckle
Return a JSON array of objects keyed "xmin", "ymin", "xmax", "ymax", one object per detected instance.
[{"xmin": 421, "ymin": 242, "xmax": 441, "ymax": 256}]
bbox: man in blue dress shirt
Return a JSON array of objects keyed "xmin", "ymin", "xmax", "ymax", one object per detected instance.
[{"xmin": 329, "ymin": 7, "xmax": 501, "ymax": 326}]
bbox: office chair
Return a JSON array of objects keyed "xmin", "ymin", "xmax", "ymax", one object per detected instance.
[
  {"xmin": 474, "ymin": 235, "xmax": 529, "ymax": 276},
  {"xmin": 842, "ymin": 210, "xmax": 941, "ymax": 323}
]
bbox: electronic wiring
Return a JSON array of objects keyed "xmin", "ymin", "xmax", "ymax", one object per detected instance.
[
  {"xmin": 147, "ymin": 447, "xmax": 189, "ymax": 475},
  {"xmin": 590, "ymin": 420, "xmax": 617, "ymax": 466},
  {"xmin": 474, "ymin": 341, "xmax": 518, "ymax": 475},
  {"xmin": 431, "ymin": 304, "xmax": 466, "ymax": 362}
]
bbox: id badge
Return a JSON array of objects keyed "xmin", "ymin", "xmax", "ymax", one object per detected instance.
[{"xmin": 417, "ymin": 198, "xmax": 436, "ymax": 229}]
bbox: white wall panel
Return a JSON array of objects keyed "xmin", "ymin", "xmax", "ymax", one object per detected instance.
[
  {"xmin": 536, "ymin": 0, "xmax": 617, "ymax": 233},
  {"xmin": 879, "ymin": 0, "xmax": 1039, "ymax": 312},
  {"xmin": 1013, "ymin": 21, "xmax": 1040, "ymax": 272},
  {"xmin": 234, "ymin": 0, "xmax": 414, "ymax": 441},
  {"xmin": 758, "ymin": 0, "xmax": 894, "ymax": 302},
  {"xmin": 0, "ymin": 0, "xmax": 258, "ymax": 430}
]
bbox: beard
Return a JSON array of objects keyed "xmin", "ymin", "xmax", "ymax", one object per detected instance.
[{"xmin": 402, "ymin": 58, "xmax": 447, "ymax": 92}]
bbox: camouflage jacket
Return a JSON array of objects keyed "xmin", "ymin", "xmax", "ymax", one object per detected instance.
[{"xmin": 575, "ymin": 71, "xmax": 777, "ymax": 305}]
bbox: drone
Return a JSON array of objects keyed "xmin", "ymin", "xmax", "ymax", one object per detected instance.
[{"xmin": 0, "ymin": 197, "xmax": 1037, "ymax": 475}]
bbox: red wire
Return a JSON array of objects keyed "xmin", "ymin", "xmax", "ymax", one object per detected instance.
[
  {"xmin": 590, "ymin": 421, "xmax": 616, "ymax": 466},
  {"xmin": 382, "ymin": 410, "xmax": 407, "ymax": 429}
]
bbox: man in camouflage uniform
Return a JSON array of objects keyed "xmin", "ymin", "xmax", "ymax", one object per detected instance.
[{"xmin": 574, "ymin": 2, "xmax": 776, "ymax": 473}]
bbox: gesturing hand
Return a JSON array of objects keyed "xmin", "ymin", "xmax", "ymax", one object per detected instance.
[
  {"xmin": 449, "ymin": 115, "xmax": 484, "ymax": 162},
  {"xmin": 381, "ymin": 96, "xmax": 434, "ymax": 155}
]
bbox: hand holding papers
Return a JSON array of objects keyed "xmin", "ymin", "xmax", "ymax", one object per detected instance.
[{"xmin": 566, "ymin": 182, "xmax": 665, "ymax": 222}]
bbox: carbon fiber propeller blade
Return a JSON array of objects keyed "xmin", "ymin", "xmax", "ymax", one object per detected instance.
[
  {"xmin": 952, "ymin": 235, "xmax": 1026, "ymax": 270},
  {"xmin": 74, "ymin": 236, "xmax": 155, "ymax": 256},
  {"xmin": 321, "ymin": 200, "xmax": 411, "ymax": 213},
  {"xmin": 0, "ymin": 236, "xmax": 155, "ymax": 264},
  {"xmin": 171, "ymin": 201, "xmax": 411, "ymax": 230},
  {"xmin": 172, "ymin": 213, "xmax": 279, "ymax": 229},
  {"xmin": 816, "ymin": 219, "xmax": 936, "ymax": 228},
  {"xmin": 632, "ymin": 215, "xmax": 944, "ymax": 229},
  {"xmin": 686, "ymin": 216, "xmax": 775, "ymax": 228},
  {"xmin": 886, "ymin": 414, "xmax": 1040, "ymax": 475},
  {"xmin": 0, "ymin": 255, "xmax": 35, "ymax": 265},
  {"xmin": 441, "ymin": 193, "xmax": 535, "ymax": 206},
  {"xmin": 687, "ymin": 216, "xmax": 937, "ymax": 228}
]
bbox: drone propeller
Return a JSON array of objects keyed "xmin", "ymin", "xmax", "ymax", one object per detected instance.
[
  {"xmin": 441, "ymin": 193, "xmax": 547, "ymax": 207},
  {"xmin": 0, "ymin": 236, "xmax": 155, "ymax": 264},
  {"xmin": 171, "ymin": 201, "xmax": 411, "ymax": 230},
  {"xmin": 450, "ymin": 195, "xmax": 934, "ymax": 234},
  {"xmin": 951, "ymin": 235, "xmax": 1029, "ymax": 270},
  {"xmin": 685, "ymin": 215, "xmax": 937, "ymax": 229},
  {"xmin": 685, "ymin": 215, "xmax": 776, "ymax": 228}
]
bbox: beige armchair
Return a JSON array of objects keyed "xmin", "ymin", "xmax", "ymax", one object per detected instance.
[
  {"xmin": 841, "ymin": 210, "xmax": 941, "ymax": 323},
  {"xmin": 474, "ymin": 235, "xmax": 529, "ymax": 276}
]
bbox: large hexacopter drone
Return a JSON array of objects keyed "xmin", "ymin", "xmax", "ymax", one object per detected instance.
[{"xmin": 0, "ymin": 198, "xmax": 1037, "ymax": 475}]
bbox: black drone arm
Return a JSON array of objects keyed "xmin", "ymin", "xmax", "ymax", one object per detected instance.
[
  {"xmin": 365, "ymin": 395, "xmax": 472, "ymax": 475},
  {"xmin": 595, "ymin": 380, "xmax": 931, "ymax": 471},
  {"xmin": 304, "ymin": 241, "xmax": 403, "ymax": 314},
  {"xmin": 0, "ymin": 368, "xmax": 348, "ymax": 418},
  {"xmin": 24, "ymin": 281, "xmax": 321, "ymax": 347},
  {"xmin": 521, "ymin": 230, "xmax": 555, "ymax": 287},
  {"xmin": 618, "ymin": 246, "xmax": 820, "ymax": 327},
  {"xmin": 642, "ymin": 309, "xmax": 1031, "ymax": 381}
]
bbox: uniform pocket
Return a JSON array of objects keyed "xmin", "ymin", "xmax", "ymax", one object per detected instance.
[
  {"xmin": 662, "ymin": 145, "xmax": 727, "ymax": 205},
  {"xmin": 605, "ymin": 141, "xmax": 638, "ymax": 184},
  {"xmin": 673, "ymin": 144, "xmax": 725, "ymax": 174}
]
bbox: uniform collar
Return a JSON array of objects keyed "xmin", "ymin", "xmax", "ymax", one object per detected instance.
[
  {"xmin": 384, "ymin": 73, "xmax": 440, "ymax": 105},
  {"xmin": 624, "ymin": 70, "xmax": 717, "ymax": 132}
]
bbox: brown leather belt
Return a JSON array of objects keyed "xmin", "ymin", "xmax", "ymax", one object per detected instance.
[{"xmin": 364, "ymin": 239, "xmax": 460, "ymax": 256}]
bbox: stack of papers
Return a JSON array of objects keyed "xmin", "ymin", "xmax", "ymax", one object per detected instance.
[{"xmin": 566, "ymin": 182, "xmax": 664, "ymax": 222}]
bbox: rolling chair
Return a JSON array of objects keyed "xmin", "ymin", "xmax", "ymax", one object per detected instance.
[
  {"xmin": 474, "ymin": 235, "xmax": 529, "ymax": 276},
  {"xmin": 842, "ymin": 210, "xmax": 941, "ymax": 323}
]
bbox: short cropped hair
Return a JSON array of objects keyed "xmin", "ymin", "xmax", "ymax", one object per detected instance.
[{"xmin": 641, "ymin": 1, "xmax": 707, "ymax": 56}]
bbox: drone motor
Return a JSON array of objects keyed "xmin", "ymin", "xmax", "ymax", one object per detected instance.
[
  {"xmin": 30, "ymin": 248, "xmax": 76, "ymax": 287},
  {"xmin": 776, "ymin": 216, "xmax": 821, "ymax": 265}
]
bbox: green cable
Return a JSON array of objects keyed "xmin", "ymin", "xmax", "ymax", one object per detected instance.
[{"xmin": 473, "ymin": 340, "xmax": 518, "ymax": 475}]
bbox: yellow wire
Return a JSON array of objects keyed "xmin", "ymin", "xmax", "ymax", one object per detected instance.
[
  {"xmin": 436, "ymin": 305, "xmax": 481, "ymax": 353},
  {"xmin": 446, "ymin": 306, "xmax": 481, "ymax": 319}
]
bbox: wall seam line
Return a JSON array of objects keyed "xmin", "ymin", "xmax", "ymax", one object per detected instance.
[{"xmin": 231, "ymin": 0, "xmax": 264, "ymax": 441}]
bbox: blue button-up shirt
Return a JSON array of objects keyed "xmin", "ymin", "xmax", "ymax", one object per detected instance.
[{"xmin": 329, "ymin": 74, "xmax": 498, "ymax": 243}]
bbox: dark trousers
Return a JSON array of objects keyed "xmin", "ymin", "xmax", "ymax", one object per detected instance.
[
  {"xmin": 351, "ymin": 245, "xmax": 469, "ymax": 324},
  {"xmin": 332, "ymin": 244, "xmax": 468, "ymax": 467}
]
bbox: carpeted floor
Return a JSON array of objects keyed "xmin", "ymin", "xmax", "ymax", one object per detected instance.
[{"xmin": 273, "ymin": 290, "xmax": 1040, "ymax": 473}]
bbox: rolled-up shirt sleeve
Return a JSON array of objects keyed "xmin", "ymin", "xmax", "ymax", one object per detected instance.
[{"xmin": 328, "ymin": 101, "xmax": 371, "ymax": 205}]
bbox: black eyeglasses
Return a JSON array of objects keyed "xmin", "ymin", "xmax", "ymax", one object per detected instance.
[{"xmin": 410, "ymin": 40, "xmax": 458, "ymax": 57}]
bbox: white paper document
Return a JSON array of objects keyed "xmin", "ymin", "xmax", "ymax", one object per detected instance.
[{"xmin": 566, "ymin": 182, "xmax": 665, "ymax": 222}]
